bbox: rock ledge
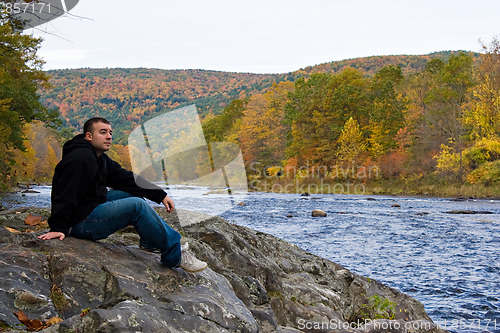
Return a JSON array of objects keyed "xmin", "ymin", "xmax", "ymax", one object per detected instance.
[{"xmin": 0, "ymin": 207, "xmax": 443, "ymax": 333}]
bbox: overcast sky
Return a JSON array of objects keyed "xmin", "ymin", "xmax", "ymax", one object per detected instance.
[{"xmin": 30, "ymin": 0, "xmax": 500, "ymax": 74}]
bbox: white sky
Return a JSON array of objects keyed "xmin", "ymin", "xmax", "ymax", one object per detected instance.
[{"xmin": 30, "ymin": 0, "xmax": 500, "ymax": 74}]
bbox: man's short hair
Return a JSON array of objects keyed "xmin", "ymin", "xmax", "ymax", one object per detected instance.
[{"xmin": 83, "ymin": 117, "xmax": 110, "ymax": 135}]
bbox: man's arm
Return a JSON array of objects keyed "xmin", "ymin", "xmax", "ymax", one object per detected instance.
[{"xmin": 106, "ymin": 157, "xmax": 173, "ymax": 209}]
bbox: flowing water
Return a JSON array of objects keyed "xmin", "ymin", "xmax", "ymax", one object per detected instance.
[{"xmin": 2, "ymin": 185, "xmax": 499, "ymax": 333}]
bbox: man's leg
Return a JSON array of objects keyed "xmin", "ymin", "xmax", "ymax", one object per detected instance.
[
  {"xmin": 68, "ymin": 195, "xmax": 181, "ymax": 268},
  {"xmin": 106, "ymin": 189, "xmax": 135, "ymax": 201},
  {"xmin": 105, "ymin": 190, "xmax": 158, "ymax": 251}
]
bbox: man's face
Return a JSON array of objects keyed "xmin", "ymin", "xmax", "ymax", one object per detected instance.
[{"xmin": 85, "ymin": 121, "xmax": 112, "ymax": 155}]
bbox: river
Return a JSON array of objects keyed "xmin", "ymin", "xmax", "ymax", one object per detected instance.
[{"xmin": 2, "ymin": 185, "xmax": 499, "ymax": 333}]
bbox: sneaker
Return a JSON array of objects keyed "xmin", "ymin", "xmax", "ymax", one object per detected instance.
[{"xmin": 179, "ymin": 242, "xmax": 207, "ymax": 273}]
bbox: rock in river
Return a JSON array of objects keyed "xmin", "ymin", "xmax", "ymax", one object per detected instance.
[
  {"xmin": 311, "ymin": 209, "xmax": 327, "ymax": 217},
  {"xmin": 445, "ymin": 210, "xmax": 493, "ymax": 214}
]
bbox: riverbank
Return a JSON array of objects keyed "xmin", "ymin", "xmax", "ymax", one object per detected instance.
[
  {"xmin": 2, "ymin": 176, "xmax": 500, "ymax": 204},
  {"xmin": 248, "ymin": 176, "xmax": 500, "ymax": 199}
]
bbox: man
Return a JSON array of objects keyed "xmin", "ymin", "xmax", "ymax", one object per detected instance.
[{"xmin": 38, "ymin": 117, "xmax": 207, "ymax": 273}]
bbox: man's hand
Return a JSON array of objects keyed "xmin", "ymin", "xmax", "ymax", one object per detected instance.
[
  {"xmin": 38, "ymin": 232, "xmax": 65, "ymax": 241},
  {"xmin": 162, "ymin": 195, "xmax": 175, "ymax": 213}
]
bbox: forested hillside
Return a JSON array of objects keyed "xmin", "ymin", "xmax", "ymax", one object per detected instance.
[
  {"xmin": 298, "ymin": 51, "xmax": 477, "ymax": 75},
  {"xmin": 39, "ymin": 51, "xmax": 472, "ymax": 144},
  {"xmin": 203, "ymin": 44, "xmax": 500, "ymax": 196},
  {"xmin": 5, "ymin": 46, "xmax": 500, "ymax": 198},
  {"xmin": 40, "ymin": 68, "xmax": 282, "ymax": 143}
]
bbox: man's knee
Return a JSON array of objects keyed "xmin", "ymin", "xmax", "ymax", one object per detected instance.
[{"xmin": 128, "ymin": 197, "xmax": 149, "ymax": 211}]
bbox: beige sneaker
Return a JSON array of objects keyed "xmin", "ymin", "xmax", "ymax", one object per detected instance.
[{"xmin": 180, "ymin": 243, "xmax": 207, "ymax": 273}]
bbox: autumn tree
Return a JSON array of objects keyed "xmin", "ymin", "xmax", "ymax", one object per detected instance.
[
  {"xmin": 10, "ymin": 129, "xmax": 37, "ymax": 182},
  {"xmin": 463, "ymin": 37, "xmax": 500, "ymax": 140},
  {"xmin": 336, "ymin": 116, "xmax": 366, "ymax": 169},
  {"xmin": 367, "ymin": 65, "xmax": 405, "ymax": 159},
  {"xmin": 285, "ymin": 69, "xmax": 370, "ymax": 167},
  {"xmin": 402, "ymin": 53, "xmax": 474, "ymax": 174},
  {"xmin": 238, "ymin": 81, "xmax": 294, "ymax": 167},
  {"xmin": 108, "ymin": 144, "xmax": 132, "ymax": 170},
  {"xmin": 435, "ymin": 38, "xmax": 500, "ymax": 182},
  {"xmin": 0, "ymin": 8, "xmax": 59, "ymax": 187},
  {"xmin": 285, "ymin": 73, "xmax": 332, "ymax": 165}
]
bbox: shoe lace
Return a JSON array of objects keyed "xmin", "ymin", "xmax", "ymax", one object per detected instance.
[{"xmin": 182, "ymin": 250, "xmax": 195, "ymax": 265}]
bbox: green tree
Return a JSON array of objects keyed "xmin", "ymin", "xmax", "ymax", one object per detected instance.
[
  {"xmin": 0, "ymin": 8, "xmax": 59, "ymax": 187},
  {"xmin": 202, "ymin": 98, "xmax": 247, "ymax": 143},
  {"xmin": 423, "ymin": 54, "xmax": 474, "ymax": 145},
  {"xmin": 284, "ymin": 73, "xmax": 332, "ymax": 165},
  {"xmin": 368, "ymin": 65, "xmax": 405, "ymax": 158}
]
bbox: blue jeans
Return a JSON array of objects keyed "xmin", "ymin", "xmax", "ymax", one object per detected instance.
[{"xmin": 68, "ymin": 190, "xmax": 181, "ymax": 268}]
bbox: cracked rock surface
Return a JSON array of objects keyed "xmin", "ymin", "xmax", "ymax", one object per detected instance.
[{"xmin": 0, "ymin": 208, "xmax": 444, "ymax": 333}]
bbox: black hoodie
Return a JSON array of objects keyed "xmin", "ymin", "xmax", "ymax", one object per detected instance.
[{"xmin": 48, "ymin": 134, "xmax": 167, "ymax": 236}]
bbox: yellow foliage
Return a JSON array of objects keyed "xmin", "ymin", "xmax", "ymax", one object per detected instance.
[
  {"xmin": 463, "ymin": 37, "xmax": 500, "ymax": 139},
  {"xmin": 265, "ymin": 166, "xmax": 283, "ymax": 177},
  {"xmin": 434, "ymin": 144, "xmax": 461, "ymax": 174},
  {"xmin": 435, "ymin": 137, "xmax": 500, "ymax": 182},
  {"xmin": 467, "ymin": 160, "xmax": 500, "ymax": 185},
  {"xmin": 462, "ymin": 138, "xmax": 500, "ymax": 169},
  {"xmin": 368, "ymin": 125, "xmax": 385, "ymax": 160},
  {"xmin": 238, "ymin": 82, "xmax": 293, "ymax": 166},
  {"xmin": 336, "ymin": 117, "xmax": 366, "ymax": 165}
]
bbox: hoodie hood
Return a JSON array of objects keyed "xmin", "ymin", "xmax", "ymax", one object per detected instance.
[{"xmin": 62, "ymin": 134, "xmax": 96, "ymax": 158}]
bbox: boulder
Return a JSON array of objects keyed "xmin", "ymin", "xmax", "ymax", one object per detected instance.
[
  {"xmin": 311, "ymin": 209, "xmax": 327, "ymax": 217},
  {"xmin": 445, "ymin": 210, "xmax": 493, "ymax": 214},
  {"xmin": 21, "ymin": 190, "xmax": 41, "ymax": 194},
  {"xmin": 448, "ymin": 197, "xmax": 473, "ymax": 202},
  {"xmin": 0, "ymin": 207, "xmax": 444, "ymax": 333}
]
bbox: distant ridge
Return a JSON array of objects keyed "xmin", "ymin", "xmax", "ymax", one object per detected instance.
[{"xmin": 294, "ymin": 50, "xmax": 479, "ymax": 76}]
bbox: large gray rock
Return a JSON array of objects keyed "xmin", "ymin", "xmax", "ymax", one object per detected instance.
[{"xmin": 0, "ymin": 207, "xmax": 443, "ymax": 333}]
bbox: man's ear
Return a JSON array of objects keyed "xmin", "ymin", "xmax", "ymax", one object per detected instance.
[{"xmin": 84, "ymin": 132, "xmax": 92, "ymax": 141}]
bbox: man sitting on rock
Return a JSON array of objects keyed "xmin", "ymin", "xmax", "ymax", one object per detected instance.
[{"xmin": 38, "ymin": 117, "xmax": 207, "ymax": 273}]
